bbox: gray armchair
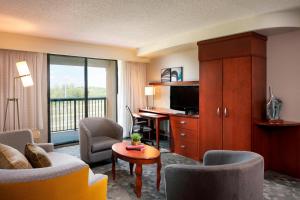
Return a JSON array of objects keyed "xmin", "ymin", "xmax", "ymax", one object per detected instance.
[
  {"xmin": 79, "ymin": 117, "xmax": 123, "ymax": 164},
  {"xmin": 165, "ymin": 150, "xmax": 264, "ymax": 200}
]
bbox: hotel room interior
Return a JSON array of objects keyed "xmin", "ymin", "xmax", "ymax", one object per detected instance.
[{"xmin": 0, "ymin": 1, "xmax": 300, "ymax": 200}]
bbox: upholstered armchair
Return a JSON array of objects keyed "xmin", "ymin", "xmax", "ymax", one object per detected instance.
[
  {"xmin": 0, "ymin": 129, "xmax": 107, "ymax": 200},
  {"xmin": 165, "ymin": 150, "xmax": 264, "ymax": 200},
  {"xmin": 79, "ymin": 117, "xmax": 123, "ymax": 164}
]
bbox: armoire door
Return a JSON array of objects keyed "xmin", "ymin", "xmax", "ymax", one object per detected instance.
[
  {"xmin": 222, "ymin": 57, "xmax": 252, "ymax": 150},
  {"xmin": 199, "ymin": 59, "xmax": 223, "ymax": 158}
]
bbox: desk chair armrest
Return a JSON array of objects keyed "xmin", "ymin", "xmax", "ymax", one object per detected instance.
[
  {"xmin": 132, "ymin": 113, "xmax": 142, "ymax": 118},
  {"xmin": 135, "ymin": 121, "xmax": 148, "ymax": 125}
]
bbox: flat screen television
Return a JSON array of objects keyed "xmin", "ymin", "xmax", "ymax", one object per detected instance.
[{"xmin": 170, "ymin": 86, "xmax": 199, "ymax": 114}]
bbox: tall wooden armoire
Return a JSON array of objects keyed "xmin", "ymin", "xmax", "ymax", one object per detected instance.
[{"xmin": 198, "ymin": 32, "xmax": 267, "ymax": 159}]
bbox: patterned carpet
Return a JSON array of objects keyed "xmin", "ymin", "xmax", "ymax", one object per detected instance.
[{"xmin": 55, "ymin": 145, "xmax": 300, "ymax": 200}]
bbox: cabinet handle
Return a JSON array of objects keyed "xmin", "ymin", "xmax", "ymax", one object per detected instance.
[
  {"xmin": 180, "ymin": 145, "xmax": 186, "ymax": 149},
  {"xmin": 224, "ymin": 107, "xmax": 229, "ymax": 117},
  {"xmin": 180, "ymin": 121, "xmax": 186, "ymax": 124},
  {"xmin": 217, "ymin": 107, "xmax": 221, "ymax": 117},
  {"xmin": 180, "ymin": 133, "xmax": 186, "ymax": 137}
]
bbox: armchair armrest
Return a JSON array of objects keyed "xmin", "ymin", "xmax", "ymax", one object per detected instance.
[
  {"xmin": 88, "ymin": 173, "xmax": 108, "ymax": 200},
  {"xmin": 36, "ymin": 143, "xmax": 54, "ymax": 152},
  {"xmin": 165, "ymin": 164, "xmax": 239, "ymax": 200},
  {"xmin": 79, "ymin": 122, "xmax": 93, "ymax": 163},
  {"xmin": 106, "ymin": 121, "xmax": 123, "ymax": 141},
  {"xmin": 203, "ymin": 150, "xmax": 262, "ymax": 166},
  {"xmin": 80, "ymin": 123, "xmax": 92, "ymax": 142},
  {"xmin": 89, "ymin": 173, "xmax": 107, "ymax": 186}
]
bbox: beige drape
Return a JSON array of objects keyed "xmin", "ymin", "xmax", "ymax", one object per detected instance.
[
  {"xmin": 105, "ymin": 60, "xmax": 117, "ymax": 121},
  {"xmin": 117, "ymin": 61, "xmax": 147, "ymax": 137},
  {"xmin": 0, "ymin": 49, "xmax": 46, "ymax": 131}
]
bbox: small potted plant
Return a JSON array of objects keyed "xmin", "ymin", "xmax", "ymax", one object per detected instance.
[{"xmin": 131, "ymin": 133, "xmax": 142, "ymax": 145}]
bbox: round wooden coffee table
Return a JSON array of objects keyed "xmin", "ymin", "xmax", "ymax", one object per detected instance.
[{"xmin": 111, "ymin": 142, "xmax": 161, "ymax": 198}]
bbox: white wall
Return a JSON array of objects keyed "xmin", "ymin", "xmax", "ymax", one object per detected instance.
[
  {"xmin": 267, "ymin": 30, "xmax": 300, "ymax": 121},
  {"xmin": 0, "ymin": 31, "xmax": 149, "ymax": 63},
  {"xmin": 148, "ymin": 47, "xmax": 199, "ymax": 108},
  {"xmin": 148, "ymin": 30, "xmax": 300, "ymax": 122}
]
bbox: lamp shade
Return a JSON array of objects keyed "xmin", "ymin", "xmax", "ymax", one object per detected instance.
[
  {"xmin": 16, "ymin": 61, "xmax": 30, "ymax": 76},
  {"xmin": 145, "ymin": 86, "xmax": 155, "ymax": 96},
  {"xmin": 16, "ymin": 61, "xmax": 34, "ymax": 87},
  {"xmin": 21, "ymin": 75, "xmax": 34, "ymax": 87}
]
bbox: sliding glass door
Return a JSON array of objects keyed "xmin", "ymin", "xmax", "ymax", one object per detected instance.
[
  {"xmin": 88, "ymin": 59, "xmax": 117, "ymax": 120},
  {"xmin": 48, "ymin": 55, "xmax": 117, "ymax": 145}
]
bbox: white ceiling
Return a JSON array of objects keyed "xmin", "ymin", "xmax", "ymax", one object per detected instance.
[{"xmin": 0, "ymin": 0, "xmax": 300, "ymax": 49}]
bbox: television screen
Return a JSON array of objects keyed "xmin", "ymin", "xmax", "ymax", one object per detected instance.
[{"xmin": 170, "ymin": 86, "xmax": 199, "ymax": 112}]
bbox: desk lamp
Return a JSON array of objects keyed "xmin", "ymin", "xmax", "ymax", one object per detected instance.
[{"xmin": 145, "ymin": 86, "xmax": 155, "ymax": 109}]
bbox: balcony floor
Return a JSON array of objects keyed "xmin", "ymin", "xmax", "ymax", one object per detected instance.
[{"xmin": 51, "ymin": 130, "xmax": 79, "ymax": 145}]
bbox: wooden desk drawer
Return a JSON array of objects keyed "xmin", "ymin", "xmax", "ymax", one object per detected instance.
[
  {"xmin": 171, "ymin": 116, "xmax": 198, "ymax": 131},
  {"xmin": 174, "ymin": 140, "xmax": 198, "ymax": 160},
  {"xmin": 173, "ymin": 128, "xmax": 198, "ymax": 141}
]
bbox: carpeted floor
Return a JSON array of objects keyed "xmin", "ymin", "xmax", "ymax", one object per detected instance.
[{"xmin": 55, "ymin": 144, "xmax": 300, "ymax": 200}]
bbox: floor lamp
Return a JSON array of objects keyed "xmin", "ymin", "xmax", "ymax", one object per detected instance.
[
  {"xmin": 145, "ymin": 86, "xmax": 155, "ymax": 109},
  {"xmin": 2, "ymin": 61, "xmax": 34, "ymax": 131}
]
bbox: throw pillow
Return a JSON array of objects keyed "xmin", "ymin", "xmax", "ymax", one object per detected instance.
[
  {"xmin": 25, "ymin": 143, "xmax": 52, "ymax": 168},
  {"xmin": 0, "ymin": 143, "xmax": 32, "ymax": 169}
]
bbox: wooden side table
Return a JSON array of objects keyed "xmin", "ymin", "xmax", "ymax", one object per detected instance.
[
  {"xmin": 112, "ymin": 142, "xmax": 161, "ymax": 198},
  {"xmin": 31, "ymin": 129, "xmax": 41, "ymax": 143}
]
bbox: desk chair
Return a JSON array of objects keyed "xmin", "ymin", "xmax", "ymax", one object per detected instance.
[{"xmin": 126, "ymin": 106, "xmax": 154, "ymax": 146}]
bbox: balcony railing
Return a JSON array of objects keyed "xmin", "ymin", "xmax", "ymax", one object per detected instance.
[{"xmin": 50, "ymin": 97, "xmax": 106, "ymax": 132}]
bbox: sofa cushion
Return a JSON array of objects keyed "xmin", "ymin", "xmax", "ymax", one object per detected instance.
[
  {"xmin": 25, "ymin": 143, "xmax": 52, "ymax": 168},
  {"xmin": 0, "ymin": 143, "xmax": 32, "ymax": 169},
  {"xmin": 47, "ymin": 152, "xmax": 84, "ymax": 166},
  {"xmin": 91, "ymin": 136, "xmax": 119, "ymax": 153}
]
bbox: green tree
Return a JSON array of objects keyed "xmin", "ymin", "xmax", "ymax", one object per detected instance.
[{"xmin": 50, "ymin": 84, "xmax": 106, "ymax": 98}]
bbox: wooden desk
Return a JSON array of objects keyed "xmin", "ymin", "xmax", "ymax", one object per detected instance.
[
  {"xmin": 139, "ymin": 107, "xmax": 199, "ymax": 118},
  {"xmin": 137, "ymin": 112, "xmax": 169, "ymax": 149},
  {"xmin": 140, "ymin": 107, "xmax": 180, "ymax": 115},
  {"xmin": 138, "ymin": 108, "xmax": 199, "ymax": 159}
]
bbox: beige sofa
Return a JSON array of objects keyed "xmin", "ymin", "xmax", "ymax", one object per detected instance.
[{"xmin": 0, "ymin": 129, "xmax": 107, "ymax": 200}]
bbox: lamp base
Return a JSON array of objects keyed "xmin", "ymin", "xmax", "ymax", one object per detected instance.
[{"xmin": 3, "ymin": 97, "xmax": 20, "ymax": 131}]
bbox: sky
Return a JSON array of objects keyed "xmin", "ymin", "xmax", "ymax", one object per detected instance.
[{"xmin": 50, "ymin": 64, "xmax": 106, "ymax": 88}]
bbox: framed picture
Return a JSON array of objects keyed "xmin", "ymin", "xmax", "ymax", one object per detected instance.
[
  {"xmin": 171, "ymin": 67, "xmax": 183, "ymax": 82},
  {"xmin": 161, "ymin": 68, "xmax": 171, "ymax": 82}
]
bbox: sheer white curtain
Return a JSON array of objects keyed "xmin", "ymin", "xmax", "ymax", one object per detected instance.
[
  {"xmin": 0, "ymin": 49, "xmax": 46, "ymax": 131},
  {"xmin": 118, "ymin": 61, "xmax": 147, "ymax": 137}
]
